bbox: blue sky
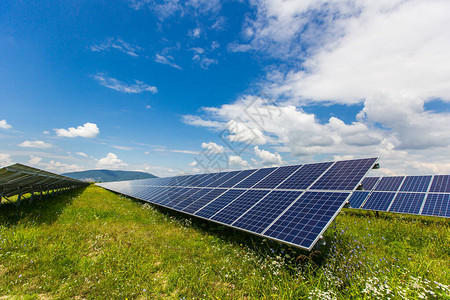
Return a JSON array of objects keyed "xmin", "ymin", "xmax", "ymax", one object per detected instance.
[{"xmin": 1, "ymin": 0, "xmax": 450, "ymax": 177}]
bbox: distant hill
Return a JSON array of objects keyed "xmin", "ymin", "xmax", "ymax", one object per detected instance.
[{"xmin": 62, "ymin": 169, "xmax": 157, "ymax": 182}]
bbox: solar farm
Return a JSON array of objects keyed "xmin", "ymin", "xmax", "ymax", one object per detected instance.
[{"xmin": 1, "ymin": 159, "xmax": 449, "ymax": 298}]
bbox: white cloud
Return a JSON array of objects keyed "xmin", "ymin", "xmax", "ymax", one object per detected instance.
[
  {"xmin": 227, "ymin": 119, "xmax": 267, "ymax": 145},
  {"xmin": 254, "ymin": 146, "xmax": 283, "ymax": 166},
  {"xmin": 192, "ymin": 54, "xmax": 218, "ymax": 69},
  {"xmin": 189, "ymin": 27, "xmax": 201, "ymax": 38},
  {"xmin": 112, "ymin": 145, "xmax": 133, "ymax": 150},
  {"xmin": 42, "ymin": 130, "xmax": 50, "ymax": 135},
  {"xmin": 76, "ymin": 152, "xmax": 89, "ymax": 158},
  {"xmin": 189, "ymin": 161, "xmax": 198, "ymax": 167},
  {"xmin": 201, "ymin": 142, "xmax": 224, "ymax": 154},
  {"xmin": 129, "ymin": 0, "xmax": 221, "ymax": 19},
  {"xmin": 146, "ymin": 105, "xmax": 151, "ymax": 109},
  {"xmin": 18, "ymin": 140, "xmax": 53, "ymax": 149},
  {"xmin": 55, "ymin": 122, "xmax": 100, "ymax": 138},
  {"xmin": 96, "ymin": 153, "xmax": 128, "ymax": 168},
  {"xmin": 28, "ymin": 155, "xmax": 42, "ymax": 165},
  {"xmin": 155, "ymin": 54, "xmax": 182, "ymax": 70},
  {"xmin": 0, "ymin": 119, "xmax": 12, "ymax": 129},
  {"xmin": 93, "ymin": 73, "xmax": 158, "ymax": 94},
  {"xmin": 91, "ymin": 38, "xmax": 141, "ymax": 57},
  {"xmin": 40, "ymin": 160, "xmax": 83, "ymax": 174},
  {"xmin": 182, "ymin": 115, "xmax": 224, "ymax": 129},
  {"xmin": 229, "ymin": 155, "xmax": 250, "ymax": 169},
  {"xmin": 0, "ymin": 153, "xmax": 12, "ymax": 166}
]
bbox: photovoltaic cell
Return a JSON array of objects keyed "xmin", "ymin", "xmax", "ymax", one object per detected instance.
[
  {"xmin": 421, "ymin": 193, "xmax": 450, "ymax": 218},
  {"xmin": 361, "ymin": 177, "xmax": 380, "ymax": 190},
  {"xmin": 264, "ymin": 192, "xmax": 350, "ymax": 249},
  {"xmin": 172, "ymin": 188, "xmax": 205, "ymax": 211},
  {"xmin": 362, "ymin": 192, "xmax": 396, "ymax": 211},
  {"xmin": 374, "ymin": 177, "xmax": 404, "ymax": 191},
  {"xmin": 389, "ymin": 192, "xmax": 425, "ymax": 214},
  {"xmin": 165, "ymin": 188, "xmax": 197, "ymax": 208},
  {"xmin": 206, "ymin": 171, "xmax": 241, "ymax": 187},
  {"xmin": 183, "ymin": 188, "xmax": 227, "ymax": 214},
  {"xmin": 195, "ymin": 189, "xmax": 247, "ymax": 219},
  {"xmin": 253, "ymin": 165, "xmax": 301, "ymax": 189},
  {"xmin": 233, "ymin": 190, "xmax": 303, "ymax": 233},
  {"xmin": 347, "ymin": 191, "xmax": 369, "ymax": 209},
  {"xmin": 197, "ymin": 173, "xmax": 225, "ymax": 187},
  {"xmin": 311, "ymin": 158, "xmax": 377, "ymax": 191},
  {"xmin": 234, "ymin": 167, "xmax": 277, "ymax": 188},
  {"xmin": 277, "ymin": 162, "xmax": 332, "ymax": 190},
  {"xmin": 218, "ymin": 169, "xmax": 256, "ymax": 188},
  {"xmin": 399, "ymin": 176, "xmax": 432, "ymax": 192},
  {"xmin": 211, "ymin": 190, "xmax": 270, "ymax": 224},
  {"xmin": 429, "ymin": 175, "xmax": 450, "ymax": 193}
]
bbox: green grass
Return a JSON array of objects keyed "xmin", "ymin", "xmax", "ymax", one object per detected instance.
[{"xmin": 0, "ymin": 185, "xmax": 449, "ymax": 299}]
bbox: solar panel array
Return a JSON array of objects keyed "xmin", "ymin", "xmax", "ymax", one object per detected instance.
[
  {"xmin": 97, "ymin": 157, "xmax": 378, "ymax": 250},
  {"xmin": 347, "ymin": 175, "xmax": 450, "ymax": 218}
]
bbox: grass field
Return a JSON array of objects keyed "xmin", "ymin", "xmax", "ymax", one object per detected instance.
[{"xmin": 0, "ymin": 185, "xmax": 449, "ymax": 299}]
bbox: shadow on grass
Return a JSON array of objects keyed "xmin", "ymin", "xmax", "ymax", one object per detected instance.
[
  {"xmin": 120, "ymin": 194, "xmax": 328, "ymax": 271},
  {"xmin": 0, "ymin": 186, "xmax": 87, "ymax": 227}
]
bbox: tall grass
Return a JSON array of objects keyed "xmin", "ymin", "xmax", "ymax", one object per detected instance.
[{"xmin": 0, "ymin": 185, "xmax": 448, "ymax": 299}]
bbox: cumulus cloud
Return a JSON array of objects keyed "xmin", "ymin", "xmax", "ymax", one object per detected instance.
[
  {"xmin": 0, "ymin": 153, "xmax": 12, "ymax": 166},
  {"xmin": 55, "ymin": 122, "xmax": 100, "ymax": 138},
  {"xmin": 93, "ymin": 73, "xmax": 158, "ymax": 94},
  {"xmin": 28, "ymin": 155, "xmax": 42, "ymax": 165},
  {"xmin": 40, "ymin": 160, "xmax": 83, "ymax": 173},
  {"xmin": 229, "ymin": 155, "xmax": 250, "ymax": 169},
  {"xmin": 0, "ymin": 119, "xmax": 12, "ymax": 129},
  {"xmin": 254, "ymin": 146, "xmax": 283, "ymax": 166},
  {"xmin": 18, "ymin": 140, "xmax": 53, "ymax": 149},
  {"xmin": 96, "ymin": 153, "xmax": 128, "ymax": 168},
  {"xmin": 90, "ymin": 38, "xmax": 141, "ymax": 57},
  {"xmin": 201, "ymin": 142, "xmax": 224, "ymax": 154}
]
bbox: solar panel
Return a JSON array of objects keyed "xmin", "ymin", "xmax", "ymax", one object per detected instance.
[
  {"xmin": 97, "ymin": 157, "xmax": 379, "ymax": 250},
  {"xmin": 311, "ymin": 158, "xmax": 378, "ymax": 191},
  {"xmin": 253, "ymin": 165, "xmax": 301, "ymax": 189},
  {"xmin": 362, "ymin": 192, "xmax": 396, "ymax": 211},
  {"xmin": 361, "ymin": 177, "xmax": 379, "ymax": 190},
  {"xmin": 263, "ymin": 192, "xmax": 350, "ymax": 249},
  {"xmin": 429, "ymin": 175, "xmax": 450, "ymax": 193},
  {"xmin": 421, "ymin": 193, "xmax": 450, "ymax": 218},
  {"xmin": 232, "ymin": 190, "xmax": 303, "ymax": 233},
  {"xmin": 374, "ymin": 176, "xmax": 404, "ymax": 191},
  {"xmin": 399, "ymin": 176, "xmax": 432, "ymax": 192},
  {"xmin": 277, "ymin": 162, "xmax": 332, "ymax": 190},
  {"xmin": 347, "ymin": 191, "xmax": 369, "ymax": 209},
  {"xmin": 234, "ymin": 167, "xmax": 277, "ymax": 188},
  {"xmin": 211, "ymin": 190, "xmax": 270, "ymax": 224},
  {"xmin": 389, "ymin": 192, "xmax": 426, "ymax": 214}
]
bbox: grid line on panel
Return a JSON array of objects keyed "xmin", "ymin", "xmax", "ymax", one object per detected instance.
[
  {"xmin": 137, "ymin": 186, "xmax": 167, "ymax": 202},
  {"xmin": 164, "ymin": 188, "xmax": 197, "ymax": 208},
  {"xmin": 277, "ymin": 162, "xmax": 333, "ymax": 190},
  {"xmin": 263, "ymin": 192, "xmax": 350, "ymax": 250},
  {"xmin": 347, "ymin": 191, "xmax": 369, "ymax": 209},
  {"xmin": 419, "ymin": 175, "xmax": 434, "ymax": 214},
  {"xmin": 421, "ymin": 193, "xmax": 450, "ymax": 218},
  {"xmin": 362, "ymin": 192, "xmax": 396, "ymax": 211},
  {"xmin": 232, "ymin": 190, "xmax": 303, "ymax": 234},
  {"xmin": 210, "ymin": 189, "xmax": 270, "ymax": 224},
  {"xmin": 218, "ymin": 169, "xmax": 257, "ymax": 188},
  {"xmin": 159, "ymin": 187, "xmax": 188, "ymax": 206},
  {"xmin": 311, "ymin": 158, "xmax": 378, "ymax": 191},
  {"xmin": 389, "ymin": 192, "xmax": 426, "ymax": 215},
  {"xmin": 172, "ymin": 188, "xmax": 204, "ymax": 211},
  {"xmin": 183, "ymin": 188, "xmax": 227, "ymax": 214},
  {"xmin": 374, "ymin": 176, "xmax": 405, "ymax": 192},
  {"xmin": 195, "ymin": 189, "xmax": 247, "ymax": 219},
  {"xmin": 429, "ymin": 175, "xmax": 450, "ymax": 193},
  {"xmin": 399, "ymin": 176, "xmax": 432, "ymax": 192},
  {"xmin": 361, "ymin": 177, "xmax": 380, "ymax": 190},
  {"xmin": 197, "ymin": 173, "xmax": 226, "ymax": 187},
  {"xmin": 234, "ymin": 167, "xmax": 278, "ymax": 189},
  {"xmin": 253, "ymin": 165, "xmax": 302, "ymax": 189},
  {"xmin": 206, "ymin": 171, "xmax": 240, "ymax": 187}
]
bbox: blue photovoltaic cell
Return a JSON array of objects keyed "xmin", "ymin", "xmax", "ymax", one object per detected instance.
[
  {"xmin": 389, "ymin": 192, "xmax": 425, "ymax": 214},
  {"xmin": 197, "ymin": 173, "xmax": 224, "ymax": 187},
  {"xmin": 374, "ymin": 176, "xmax": 404, "ymax": 191},
  {"xmin": 164, "ymin": 188, "xmax": 197, "ymax": 208},
  {"xmin": 311, "ymin": 158, "xmax": 377, "ymax": 191},
  {"xmin": 171, "ymin": 188, "xmax": 203, "ymax": 210},
  {"xmin": 361, "ymin": 177, "xmax": 380, "ymax": 190},
  {"xmin": 429, "ymin": 175, "xmax": 450, "ymax": 193},
  {"xmin": 348, "ymin": 191, "xmax": 369, "ymax": 209},
  {"xmin": 189, "ymin": 174, "xmax": 212, "ymax": 187},
  {"xmin": 183, "ymin": 188, "xmax": 227, "ymax": 214},
  {"xmin": 218, "ymin": 169, "xmax": 256, "ymax": 188},
  {"xmin": 264, "ymin": 192, "xmax": 350, "ymax": 249},
  {"xmin": 195, "ymin": 189, "xmax": 246, "ymax": 219},
  {"xmin": 399, "ymin": 176, "xmax": 432, "ymax": 192},
  {"xmin": 159, "ymin": 187, "xmax": 188, "ymax": 206},
  {"xmin": 362, "ymin": 192, "xmax": 396, "ymax": 211},
  {"xmin": 211, "ymin": 190, "xmax": 270, "ymax": 224},
  {"xmin": 180, "ymin": 174, "xmax": 203, "ymax": 187},
  {"xmin": 253, "ymin": 165, "xmax": 301, "ymax": 189},
  {"xmin": 421, "ymin": 193, "xmax": 450, "ymax": 218},
  {"xmin": 136, "ymin": 186, "xmax": 166, "ymax": 201},
  {"xmin": 206, "ymin": 171, "xmax": 241, "ymax": 187},
  {"xmin": 234, "ymin": 167, "xmax": 277, "ymax": 188},
  {"xmin": 233, "ymin": 190, "xmax": 303, "ymax": 233},
  {"xmin": 277, "ymin": 162, "xmax": 332, "ymax": 190}
]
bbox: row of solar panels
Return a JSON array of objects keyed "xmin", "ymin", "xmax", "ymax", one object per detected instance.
[
  {"xmin": 98, "ymin": 157, "xmax": 378, "ymax": 250},
  {"xmin": 348, "ymin": 175, "xmax": 450, "ymax": 218}
]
